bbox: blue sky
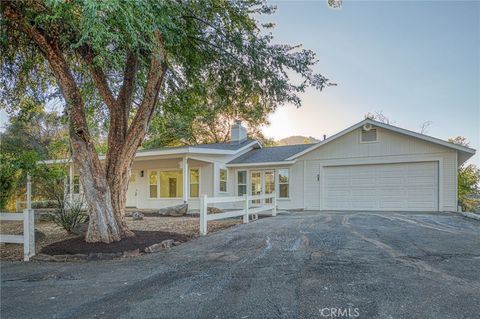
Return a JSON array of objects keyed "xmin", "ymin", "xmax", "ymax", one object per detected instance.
[
  {"xmin": 261, "ymin": 0, "xmax": 479, "ymax": 165},
  {"xmin": 0, "ymin": 1, "xmax": 478, "ymax": 164}
]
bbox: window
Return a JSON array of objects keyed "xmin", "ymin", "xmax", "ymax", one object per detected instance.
[
  {"xmin": 265, "ymin": 171, "xmax": 275, "ymax": 203},
  {"xmin": 73, "ymin": 176, "xmax": 81, "ymax": 194},
  {"xmin": 278, "ymin": 169, "xmax": 289, "ymax": 198},
  {"xmin": 67, "ymin": 175, "xmax": 81, "ymax": 194},
  {"xmin": 237, "ymin": 171, "xmax": 247, "ymax": 196},
  {"xmin": 251, "ymin": 171, "xmax": 262, "ymax": 204},
  {"xmin": 159, "ymin": 170, "xmax": 183, "ymax": 198},
  {"xmin": 219, "ymin": 169, "xmax": 227, "ymax": 192},
  {"xmin": 190, "ymin": 168, "xmax": 199, "ymax": 198},
  {"xmin": 149, "ymin": 171, "xmax": 158, "ymax": 198},
  {"xmin": 361, "ymin": 128, "xmax": 377, "ymax": 143}
]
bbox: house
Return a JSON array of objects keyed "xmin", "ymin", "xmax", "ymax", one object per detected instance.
[{"xmin": 57, "ymin": 118, "xmax": 475, "ymax": 212}]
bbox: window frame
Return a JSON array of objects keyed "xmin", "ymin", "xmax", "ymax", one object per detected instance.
[
  {"xmin": 277, "ymin": 168, "xmax": 290, "ymax": 199},
  {"xmin": 158, "ymin": 169, "xmax": 183, "ymax": 199},
  {"xmin": 189, "ymin": 168, "xmax": 200, "ymax": 198},
  {"xmin": 67, "ymin": 175, "xmax": 82, "ymax": 194},
  {"xmin": 237, "ymin": 170, "xmax": 247, "ymax": 196},
  {"xmin": 148, "ymin": 170, "xmax": 159, "ymax": 199},
  {"xmin": 219, "ymin": 168, "xmax": 228, "ymax": 193}
]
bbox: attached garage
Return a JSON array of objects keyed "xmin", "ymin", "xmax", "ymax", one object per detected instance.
[
  {"xmin": 227, "ymin": 118, "xmax": 475, "ymax": 212},
  {"xmin": 322, "ymin": 162, "xmax": 439, "ymax": 211}
]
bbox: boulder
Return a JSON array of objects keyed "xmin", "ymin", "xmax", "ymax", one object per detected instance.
[
  {"xmin": 158, "ymin": 204, "xmax": 188, "ymax": 217},
  {"xmin": 144, "ymin": 239, "xmax": 175, "ymax": 253},
  {"xmin": 122, "ymin": 249, "xmax": 141, "ymax": 258},
  {"xmin": 208, "ymin": 207, "xmax": 223, "ymax": 214},
  {"xmin": 71, "ymin": 222, "xmax": 88, "ymax": 236},
  {"xmin": 132, "ymin": 212, "xmax": 144, "ymax": 220}
]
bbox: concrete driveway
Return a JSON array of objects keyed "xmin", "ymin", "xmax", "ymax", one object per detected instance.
[{"xmin": 1, "ymin": 211, "xmax": 479, "ymax": 319}]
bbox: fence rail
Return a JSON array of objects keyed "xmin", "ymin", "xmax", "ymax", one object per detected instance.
[
  {"xmin": 0, "ymin": 209, "xmax": 35, "ymax": 261},
  {"xmin": 199, "ymin": 192, "xmax": 277, "ymax": 235}
]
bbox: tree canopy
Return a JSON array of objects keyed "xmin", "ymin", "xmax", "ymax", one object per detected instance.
[{"xmin": 1, "ymin": 0, "xmax": 330, "ymax": 242}]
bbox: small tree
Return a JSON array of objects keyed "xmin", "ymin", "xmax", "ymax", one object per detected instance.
[
  {"xmin": 448, "ymin": 137, "xmax": 480, "ymax": 212},
  {"xmin": 457, "ymin": 164, "xmax": 480, "ymax": 212}
]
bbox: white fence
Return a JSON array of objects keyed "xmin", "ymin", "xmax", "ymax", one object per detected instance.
[
  {"xmin": 0, "ymin": 209, "xmax": 35, "ymax": 261},
  {"xmin": 199, "ymin": 192, "xmax": 277, "ymax": 235}
]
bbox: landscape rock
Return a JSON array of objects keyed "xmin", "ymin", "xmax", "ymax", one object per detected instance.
[
  {"xmin": 87, "ymin": 252, "xmax": 122, "ymax": 261},
  {"xmin": 32, "ymin": 253, "xmax": 56, "ymax": 262},
  {"xmin": 173, "ymin": 241, "xmax": 182, "ymax": 246},
  {"xmin": 158, "ymin": 204, "xmax": 188, "ymax": 217},
  {"xmin": 32, "ymin": 254, "xmax": 87, "ymax": 262},
  {"xmin": 122, "ymin": 249, "xmax": 141, "ymax": 258},
  {"xmin": 208, "ymin": 207, "xmax": 223, "ymax": 214},
  {"xmin": 144, "ymin": 239, "xmax": 175, "ymax": 253},
  {"xmin": 71, "ymin": 222, "xmax": 89, "ymax": 236},
  {"xmin": 132, "ymin": 212, "xmax": 144, "ymax": 220},
  {"xmin": 125, "ymin": 211, "xmax": 133, "ymax": 217}
]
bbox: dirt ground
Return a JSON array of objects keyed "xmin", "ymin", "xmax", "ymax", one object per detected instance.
[{"xmin": 0, "ymin": 215, "xmax": 241, "ymax": 261}]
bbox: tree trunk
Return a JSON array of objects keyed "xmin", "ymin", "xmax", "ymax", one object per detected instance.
[
  {"xmin": 2, "ymin": 6, "xmax": 122, "ymax": 243},
  {"xmin": 106, "ymin": 158, "xmax": 135, "ymax": 238},
  {"xmin": 4, "ymin": 5, "xmax": 166, "ymax": 243}
]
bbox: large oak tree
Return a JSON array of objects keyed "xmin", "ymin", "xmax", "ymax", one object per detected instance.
[{"xmin": 1, "ymin": 0, "xmax": 330, "ymax": 243}]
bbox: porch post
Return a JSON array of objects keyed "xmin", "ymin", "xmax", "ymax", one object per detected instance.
[
  {"xmin": 182, "ymin": 157, "xmax": 189, "ymax": 203},
  {"xmin": 69, "ymin": 162, "xmax": 74, "ymax": 204}
]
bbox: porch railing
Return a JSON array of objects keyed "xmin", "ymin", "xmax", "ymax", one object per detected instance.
[{"xmin": 199, "ymin": 192, "xmax": 277, "ymax": 235}]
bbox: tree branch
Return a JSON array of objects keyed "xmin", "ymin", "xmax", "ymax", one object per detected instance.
[
  {"xmin": 117, "ymin": 51, "xmax": 138, "ymax": 115},
  {"xmin": 122, "ymin": 31, "xmax": 167, "ymax": 159},
  {"xmin": 81, "ymin": 50, "xmax": 117, "ymax": 112}
]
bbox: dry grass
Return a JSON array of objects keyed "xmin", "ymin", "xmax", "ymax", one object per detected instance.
[{"xmin": 0, "ymin": 215, "xmax": 241, "ymax": 261}]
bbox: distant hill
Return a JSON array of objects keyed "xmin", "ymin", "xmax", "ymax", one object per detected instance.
[{"xmin": 277, "ymin": 135, "xmax": 320, "ymax": 145}]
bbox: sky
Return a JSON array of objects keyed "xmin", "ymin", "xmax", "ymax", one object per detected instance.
[
  {"xmin": 0, "ymin": 1, "xmax": 478, "ymax": 164},
  {"xmin": 260, "ymin": 0, "xmax": 480, "ymax": 165}
]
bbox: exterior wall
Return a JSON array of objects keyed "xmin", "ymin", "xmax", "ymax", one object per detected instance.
[
  {"xmin": 226, "ymin": 163, "xmax": 304, "ymax": 210},
  {"xmin": 299, "ymin": 127, "xmax": 459, "ymax": 211}
]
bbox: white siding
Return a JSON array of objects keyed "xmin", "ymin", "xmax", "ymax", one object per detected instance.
[{"xmin": 300, "ymin": 127, "xmax": 458, "ymax": 212}]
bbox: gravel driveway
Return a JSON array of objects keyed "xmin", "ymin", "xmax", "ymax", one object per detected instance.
[{"xmin": 1, "ymin": 211, "xmax": 479, "ymax": 319}]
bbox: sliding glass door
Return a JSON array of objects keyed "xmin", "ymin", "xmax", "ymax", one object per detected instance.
[
  {"xmin": 250, "ymin": 170, "xmax": 275, "ymax": 205},
  {"xmin": 251, "ymin": 171, "xmax": 262, "ymax": 204}
]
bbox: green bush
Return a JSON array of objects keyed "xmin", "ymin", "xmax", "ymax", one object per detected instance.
[{"xmin": 48, "ymin": 196, "xmax": 88, "ymax": 233}]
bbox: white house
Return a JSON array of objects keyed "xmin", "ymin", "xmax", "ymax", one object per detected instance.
[{"xmin": 59, "ymin": 118, "xmax": 475, "ymax": 212}]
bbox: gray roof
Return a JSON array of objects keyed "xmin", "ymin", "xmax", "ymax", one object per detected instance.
[
  {"xmin": 228, "ymin": 144, "xmax": 314, "ymax": 164},
  {"xmin": 138, "ymin": 139, "xmax": 257, "ymax": 153}
]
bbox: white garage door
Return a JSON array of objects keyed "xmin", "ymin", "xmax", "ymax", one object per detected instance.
[{"xmin": 323, "ymin": 162, "xmax": 439, "ymax": 211}]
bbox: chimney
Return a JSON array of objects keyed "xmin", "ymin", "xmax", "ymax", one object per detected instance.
[
  {"xmin": 230, "ymin": 120, "xmax": 248, "ymax": 144},
  {"xmin": 323, "ymin": 134, "xmax": 327, "ymax": 141}
]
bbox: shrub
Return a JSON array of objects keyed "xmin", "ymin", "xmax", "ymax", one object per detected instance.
[
  {"xmin": 32, "ymin": 200, "xmax": 57, "ymax": 209},
  {"xmin": 48, "ymin": 196, "xmax": 88, "ymax": 233}
]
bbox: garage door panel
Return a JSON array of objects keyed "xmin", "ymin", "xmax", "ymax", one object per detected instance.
[{"xmin": 323, "ymin": 162, "xmax": 438, "ymax": 211}]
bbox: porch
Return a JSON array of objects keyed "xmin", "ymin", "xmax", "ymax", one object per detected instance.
[{"xmin": 67, "ymin": 156, "xmax": 215, "ymax": 211}]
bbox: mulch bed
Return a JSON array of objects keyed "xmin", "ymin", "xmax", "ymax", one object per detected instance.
[{"xmin": 40, "ymin": 231, "xmax": 191, "ymax": 255}]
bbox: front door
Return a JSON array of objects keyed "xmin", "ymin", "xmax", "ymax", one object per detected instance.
[{"xmin": 126, "ymin": 170, "xmax": 138, "ymax": 208}]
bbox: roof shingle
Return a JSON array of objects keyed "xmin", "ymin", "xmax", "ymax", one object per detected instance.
[{"xmin": 228, "ymin": 144, "xmax": 314, "ymax": 164}]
